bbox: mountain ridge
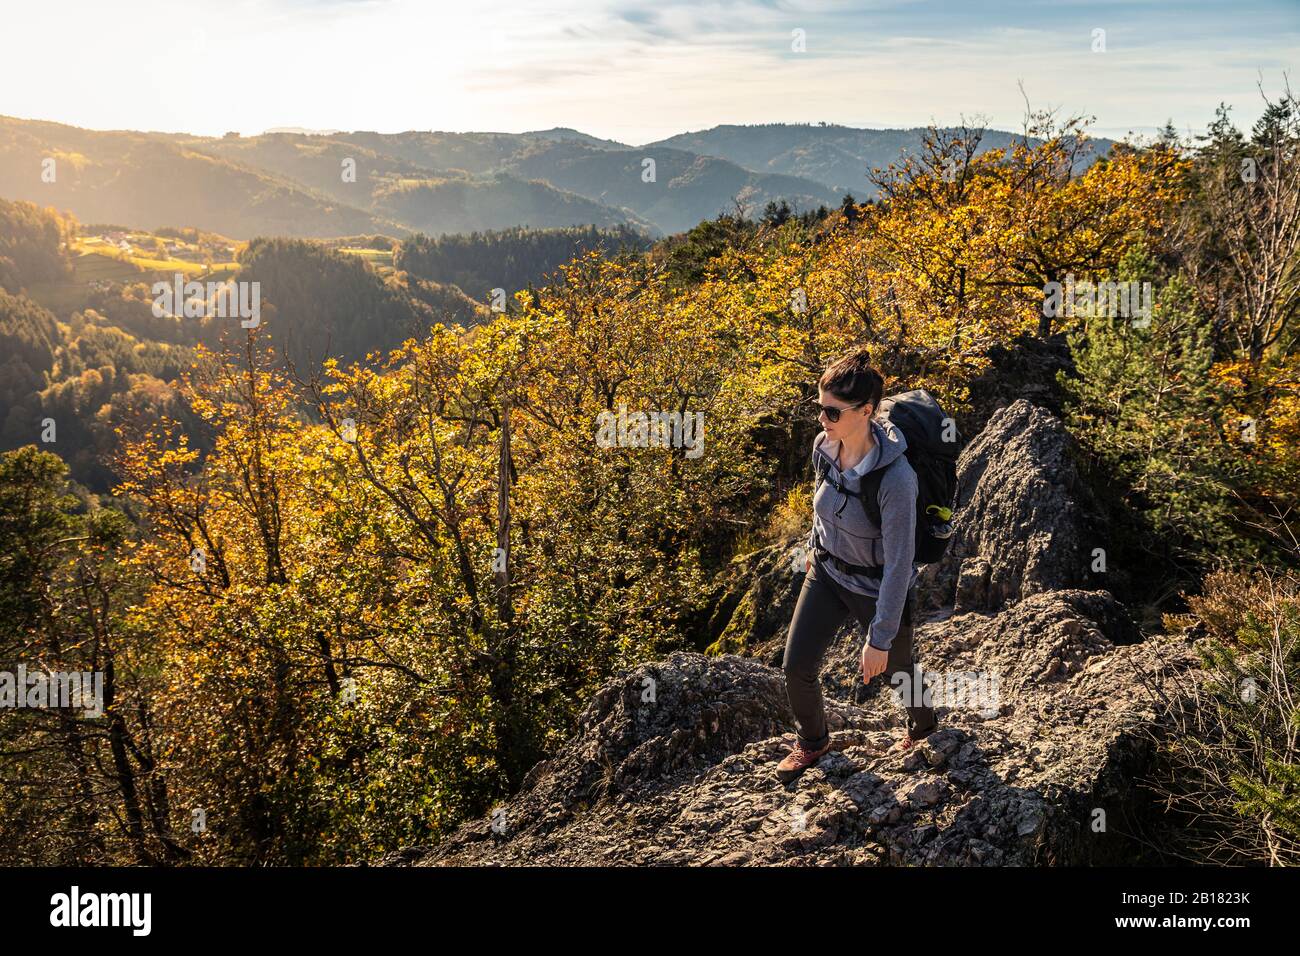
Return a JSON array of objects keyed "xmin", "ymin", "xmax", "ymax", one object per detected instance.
[{"xmin": 2, "ymin": 117, "xmax": 1118, "ymax": 239}]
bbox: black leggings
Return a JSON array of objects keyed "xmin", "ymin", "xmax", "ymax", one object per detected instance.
[{"xmin": 782, "ymin": 553, "xmax": 938, "ymax": 748}]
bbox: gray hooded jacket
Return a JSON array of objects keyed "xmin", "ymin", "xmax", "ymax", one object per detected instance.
[{"xmin": 805, "ymin": 417, "xmax": 919, "ymax": 651}]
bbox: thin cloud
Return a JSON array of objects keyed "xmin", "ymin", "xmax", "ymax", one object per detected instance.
[{"xmin": 0, "ymin": 0, "xmax": 1291, "ymax": 142}]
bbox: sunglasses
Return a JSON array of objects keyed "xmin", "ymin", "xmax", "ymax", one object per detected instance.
[{"xmin": 811, "ymin": 399, "xmax": 866, "ymax": 423}]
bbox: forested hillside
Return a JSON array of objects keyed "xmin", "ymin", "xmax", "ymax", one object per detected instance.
[
  {"xmin": 395, "ymin": 224, "xmax": 651, "ymax": 300},
  {"xmin": 1, "ymin": 206, "xmax": 657, "ymax": 489}
]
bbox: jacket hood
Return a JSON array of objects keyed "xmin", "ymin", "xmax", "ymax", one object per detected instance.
[{"xmin": 813, "ymin": 417, "xmax": 908, "ymax": 477}]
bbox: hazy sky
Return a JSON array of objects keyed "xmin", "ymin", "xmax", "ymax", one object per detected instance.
[{"xmin": 2, "ymin": 0, "xmax": 1295, "ymax": 143}]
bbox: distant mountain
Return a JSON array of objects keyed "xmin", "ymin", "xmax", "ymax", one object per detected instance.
[
  {"xmin": 186, "ymin": 132, "xmax": 444, "ymax": 205},
  {"xmin": 186, "ymin": 132, "xmax": 653, "ymax": 235},
  {"xmin": 333, "ymin": 130, "xmax": 534, "ymax": 176},
  {"xmin": 333, "ymin": 131, "xmax": 816, "ymax": 232},
  {"xmin": 646, "ymin": 123, "xmax": 1115, "ymax": 195},
  {"xmin": 0, "ymin": 117, "xmax": 401, "ymax": 239},
  {"xmin": 262, "ymin": 127, "xmax": 343, "ymax": 136},
  {"xmin": 329, "ymin": 131, "xmax": 840, "ymax": 229},
  {"xmin": 369, "ymin": 172, "xmax": 654, "ymax": 236},
  {"xmin": 0, "ymin": 118, "xmax": 655, "ymax": 239},
  {"xmin": 503, "ymin": 139, "xmax": 840, "ymax": 233},
  {"xmin": 0, "ymin": 118, "xmax": 1117, "ymax": 240},
  {"xmin": 524, "ymin": 127, "xmax": 629, "ymax": 150}
]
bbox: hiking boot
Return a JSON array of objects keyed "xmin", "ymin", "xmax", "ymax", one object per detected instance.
[
  {"xmin": 889, "ymin": 734, "xmax": 919, "ymax": 754},
  {"xmin": 775, "ymin": 736, "xmax": 833, "ymax": 782},
  {"xmin": 889, "ymin": 726, "xmax": 936, "ymax": 754}
]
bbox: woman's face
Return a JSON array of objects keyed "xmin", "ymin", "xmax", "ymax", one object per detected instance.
[{"xmin": 817, "ymin": 386, "xmax": 873, "ymax": 443}]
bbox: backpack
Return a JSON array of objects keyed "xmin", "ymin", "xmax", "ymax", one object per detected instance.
[{"xmin": 813, "ymin": 389, "xmax": 961, "ymax": 564}]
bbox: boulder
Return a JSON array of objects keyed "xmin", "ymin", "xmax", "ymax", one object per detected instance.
[
  {"xmin": 960, "ymin": 331, "xmax": 1075, "ymax": 432},
  {"xmin": 920, "ymin": 400, "xmax": 1105, "ymax": 613}
]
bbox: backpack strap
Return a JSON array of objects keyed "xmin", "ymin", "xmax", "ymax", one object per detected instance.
[
  {"xmin": 812, "ymin": 440, "xmax": 845, "ymax": 510},
  {"xmin": 811, "ymin": 432, "xmax": 830, "ymax": 488},
  {"xmin": 810, "ymin": 525, "xmax": 884, "ymax": 579},
  {"xmin": 858, "ymin": 466, "xmax": 884, "ymax": 529},
  {"xmin": 813, "ymin": 439, "xmax": 888, "ymax": 523}
]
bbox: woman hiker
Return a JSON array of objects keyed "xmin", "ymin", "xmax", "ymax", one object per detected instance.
[{"xmin": 777, "ymin": 349, "xmax": 938, "ymax": 783}]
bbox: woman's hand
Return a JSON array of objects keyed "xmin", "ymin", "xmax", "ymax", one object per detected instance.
[{"xmin": 861, "ymin": 642, "xmax": 888, "ymax": 683}]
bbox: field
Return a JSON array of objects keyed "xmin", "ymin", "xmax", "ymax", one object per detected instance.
[
  {"xmin": 24, "ymin": 232, "xmax": 241, "ymax": 315},
  {"xmin": 23, "ymin": 230, "xmax": 398, "ymax": 315},
  {"xmin": 337, "ymin": 246, "xmax": 395, "ymax": 274},
  {"xmin": 71, "ymin": 235, "xmax": 241, "ymax": 275}
]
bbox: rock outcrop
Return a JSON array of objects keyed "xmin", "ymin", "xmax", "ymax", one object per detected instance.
[
  {"xmin": 919, "ymin": 399, "xmax": 1106, "ymax": 614},
  {"xmin": 395, "ymin": 610, "xmax": 1198, "ymax": 866},
  {"xmin": 960, "ymin": 331, "xmax": 1075, "ymax": 430},
  {"xmin": 383, "ymin": 399, "xmax": 1202, "ymax": 867},
  {"xmin": 695, "ymin": 538, "xmax": 806, "ymax": 661}
]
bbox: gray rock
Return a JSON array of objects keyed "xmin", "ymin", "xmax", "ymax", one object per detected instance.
[
  {"xmin": 397, "ymin": 607, "xmax": 1200, "ymax": 867},
  {"xmin": 907, "ymin": 780, "xmax": 946, "ymax": 807},
  {"xmin": 955, "ymin": 557, "xmax": 992, "ymax": 614},
  {"xmin": 920, "ymin": 400, "xmax": 1104, "ymax": 614}
]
